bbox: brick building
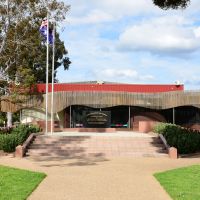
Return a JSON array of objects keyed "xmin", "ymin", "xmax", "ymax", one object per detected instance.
[{"xmin": 2, "ymin": 81, "xmax": 200, "ymax": 131}]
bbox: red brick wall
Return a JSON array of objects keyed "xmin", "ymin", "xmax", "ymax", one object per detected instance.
[
  {"xmin": 182, "ymin": 123, "xmax": 200, "ymax": 131},
  {"xmin": 37, "ymin": 120, "xmax": 60, "ymax": 131},
  {"xmin": 132, "ymin": 112, "xmax": 166, "ymax": 130}
]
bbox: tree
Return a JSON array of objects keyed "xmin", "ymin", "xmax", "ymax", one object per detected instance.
[
  {"xmin": 0, "ymin": 0, "xmax": 71, "ymax": 126},
  {"xmin": 0, "ymin": 0, "xmax": 71, "ymax": 86},
  {"xmin": 153, "ymin": 0, "xmax": 190, "ymax": 9}
]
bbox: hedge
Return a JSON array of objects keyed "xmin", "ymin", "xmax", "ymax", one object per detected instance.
[
  {"xmin": 0, "ymin": 127, "xmax": 12, "ymax": 135},
  {"xmin": 153, "ymin": 123, "xmax": 200, "ymax": 154},
  {"xmin": 0, "ymin": 124, "xmax": 40, "ymax": 152}
]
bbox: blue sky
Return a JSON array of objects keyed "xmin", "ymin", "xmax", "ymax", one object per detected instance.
[{"xmin": 57, "ymin": 0, "xmax": 200, "ymax": 90}]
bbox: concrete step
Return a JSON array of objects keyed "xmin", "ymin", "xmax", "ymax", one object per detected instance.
[
  {"xmin": 27, "ymin": 151, "xmax": 168, "ymax": 159},
  {"xmin": 32, "ymin": 137, "xmax": 161, "ymax": 143},
  {"xmin": 29, "ymin": 144, "xmax": 165, "ymax": 150},
  {"xmin": 32, "ymin": 145, "xmax": 163, "ymax": 149},
  {"xmin": 27, "ymin": 146, "xmax": 167, "ymax": 155},
  {"xmin": 28, "ymin": 148, "xmax": 166, "ymax": 155},
  {"xmin": 26, "ymin": 134, "xmax": 168, "ymax": 158}
]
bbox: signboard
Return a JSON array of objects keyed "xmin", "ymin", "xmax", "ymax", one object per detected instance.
[{"xmin": 83, "ymin": 111, "xmax": 111, "ymax": 128}]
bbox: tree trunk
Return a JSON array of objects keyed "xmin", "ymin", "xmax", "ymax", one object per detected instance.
[{"xmin": 7, "ymin": 112, "xmax": 12, "ymax": 127}]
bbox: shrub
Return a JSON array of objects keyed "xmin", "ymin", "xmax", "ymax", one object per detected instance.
[
  {"xmin": 154, "ymin": 123, "xmax": 200, "ymax": 154},
  {"xmin": 0, "ymin": 124, "xmax": 40, "ymax": 153},
  {"xmin": 153, "ymin": 122, "xmax": 167, "ymax": 134},
  {"xmin": 0, "ymin": 135, "xmax": 3, "ymax": 150},
  {"xmin": 1, "ymin": 134, "xmax": 17, "ymax": 152},
  {"xmin": 0, "ymin": 127, "xmax": 13, "ymax": 135}
]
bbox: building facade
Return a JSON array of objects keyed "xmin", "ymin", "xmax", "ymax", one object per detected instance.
[{"xmin": 2, "ymin": 81, "xmax": 200, "ymax": 131}]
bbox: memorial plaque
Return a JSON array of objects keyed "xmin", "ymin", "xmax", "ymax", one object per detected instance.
[{"xmin": 83, "ymin": 111, "xmax": 111, "ymax": 128}]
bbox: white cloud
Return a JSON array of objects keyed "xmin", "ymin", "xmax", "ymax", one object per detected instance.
[
  {"xmin": 194, "ymin": 27, "xmax": 200, "ymax": 38},
  {"xmin": 179, "ymin": 72, "xmax": 200, "ymax": 88},
  {"xmin": 66, "ymin": 0, "xmax": 200, "ymax": 25},
  {"xmin": 184, "ymin": 76, "xmax": 200, "ymax": 86},
  {"xmin": 93, "ymin": 68, "xmax": 154, "ymax": 81},
  {"xmin": 69, "ymin": 9, "xmax": 114, "ymax": 25},
  {"xmin": 101, "ymin": 68, "xmax": 138, "ymax": 78},
  {"xmin": 58, "ymin": 0, "xmax": 200, "ymax": 90},
  {"xmin": 185, "ymin": 0, "xmax": 200, "ymax": 14},
  {"xmin": 118, "ymin": 16, "xmax": 200, "ymax": 54},
  {"xmin": 67, "ymin": 0, "xmax": 159, "ymax": 25},
  {"xmin": 95, "ymin": 0, "xmax": 156, "ymax": 17}
]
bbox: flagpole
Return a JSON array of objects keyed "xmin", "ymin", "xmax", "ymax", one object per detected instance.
[
  {"xmin": 45, "ymin": 12, "xmax": 49, "ymax": 134},
  {"xmin": 51, "ymin": 22, "xmax": 55, "ymax": 134}
]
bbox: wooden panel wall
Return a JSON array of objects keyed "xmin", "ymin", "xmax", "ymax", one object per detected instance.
[{"xmin": 2, "ymin": 90, "xmax": 200, "ymax": 113}]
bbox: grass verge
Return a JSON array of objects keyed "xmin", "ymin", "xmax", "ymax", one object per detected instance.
[
  {"xmin": 0, "ymin": 165, "xmax": 46, "ymax": 200},
  {"xmin": 154, "ymin": 165, "xmax": 200, "ymax": 200}
]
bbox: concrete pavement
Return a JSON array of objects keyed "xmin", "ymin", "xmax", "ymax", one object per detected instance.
[{"xmin": 0, "ymin": 155, "xmax": 200, "ymax": 200}]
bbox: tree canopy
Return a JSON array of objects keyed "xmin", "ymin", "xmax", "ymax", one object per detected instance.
[
  {"xmin": 153, "ymin": 0, "xmax": 190, "ymax": 9},
  {"xmin": 0, "ymin": 0, "xmax": 71, "ymax": 95}
]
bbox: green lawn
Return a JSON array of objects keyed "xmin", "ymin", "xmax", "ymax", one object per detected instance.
[
  {"xmin": 0, "ymin": 165, "xmax": 46, "ymax": 200},
  {"xmin": 154, "ymin": 165, "xmax": 200, "ymax": 200}
]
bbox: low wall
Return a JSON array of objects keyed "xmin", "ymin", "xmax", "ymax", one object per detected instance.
[
  {"xmin": 159, "ymin": 134, "xmax": 178, "ymax": 159},
  {"xmin": 133, "ymin": 112, "xmax": 166, "ymax": 130},
  {"xmin": 182, "ymin": 123, "xmax": 200, "ymax": 131},
  {"xmin": 138, "ymin": 121, "xmax": 158, "ymax": 133},
  {"xmin": 37, "ymin": 120, "xmax": 61, "ymax": 132},
  {"xmin": 15, "ymin": 133, "xmax": 36, "ymax": 158}
]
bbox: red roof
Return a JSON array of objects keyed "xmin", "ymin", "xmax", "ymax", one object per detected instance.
[{"xmin": 36, "ymin": 82, "xmax": 184, "ymax": 93}]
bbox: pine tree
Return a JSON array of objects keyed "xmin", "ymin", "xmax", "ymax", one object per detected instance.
[{"xmin": 153, "ymin": 0, "xmax": 190, "ymax": 9}]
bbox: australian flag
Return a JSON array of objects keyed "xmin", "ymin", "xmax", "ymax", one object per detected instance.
[{"xmin": 39, "ymin": 18, "xmax": 53, "ymax": 44}]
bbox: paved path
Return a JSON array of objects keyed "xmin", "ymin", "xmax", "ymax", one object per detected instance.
[{"xmin": 1, "ymin": 155, "xmax": 200, "ymax": 200}]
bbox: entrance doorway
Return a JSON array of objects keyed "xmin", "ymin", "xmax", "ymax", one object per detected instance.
[{"xmin": 66, "ymin": 105, "xmax": 129, "ymax": 128}]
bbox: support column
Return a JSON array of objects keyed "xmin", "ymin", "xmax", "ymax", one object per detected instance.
[
  {"xmin": 173, "ymin": 107, "xmax": 175, "ymax": 124},
  {"xmin": 45, "ymin": 12, "xmax": 49, "ymax": 134},
  {"xmin": 128, "ymin": 106, "xmax": 131, "ymax": 128},
  {"xmin": 69, "ymin": 106, "xmax": 71, "ymax": 128},
  {"xmin": 20, "ymin": 110, "xmax": 22, "ymax": 122},
  {"xmin": 50, "ymin": 22, "xmax": 56, "ymax": 134},
  {"xmin": 7, "ymin": 112, "xmax": 12, "ymax": 127}
]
